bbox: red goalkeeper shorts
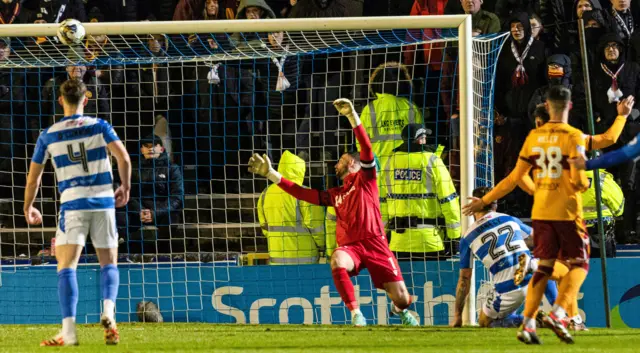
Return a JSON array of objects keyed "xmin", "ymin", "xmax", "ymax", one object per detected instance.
[{"xmin": 336, "ymin": 235, "xmax": 404, "ymax": 289}]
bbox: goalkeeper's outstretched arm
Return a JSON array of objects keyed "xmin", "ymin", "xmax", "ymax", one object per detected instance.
[
  {"xmin": 333, "ymin": 98, "xmax": 375, "ymax": 169},
  {"xmin": 248, "ymin": 153, "xmax": 328, "ymax": 206}
]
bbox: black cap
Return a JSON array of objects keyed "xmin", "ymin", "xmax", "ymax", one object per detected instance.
[
  {"xmin": 142, "ymin": 134, "xmax": 164, "ymax": 147},
  {"xmin": 402, "ymin": 123, "xmax": 431, "ymax": 143}
]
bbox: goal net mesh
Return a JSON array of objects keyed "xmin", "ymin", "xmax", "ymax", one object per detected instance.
[{"xmin": 0, "ymin": 23, "xmax": 507, "ymax": 325}]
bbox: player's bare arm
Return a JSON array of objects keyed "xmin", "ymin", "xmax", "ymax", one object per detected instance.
[
  {"xmin": 24, "ymin": 162, "xmax": 46, "ymax": 226},
  {"xmin": 463, "ymin": 160, "xmax": 532, "ymax": 215},
  {"xmin": 589, "ymin": 96, "xmax": 633, "ymax": 150},
  {"xmin": 107, "ymin": 140, "xmax": 132, "ymax": 208},
  {"xmin": 451, "ymin": 268, "xmax": 472, "ymax": 327}
]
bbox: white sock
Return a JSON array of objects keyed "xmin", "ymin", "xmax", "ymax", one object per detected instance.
[
  {"xmin": 551, "ymin": 304, "xmax": 567, "ymax": 320},
  {"xmin": 571, "ymin": 314, "xmax": 583, "ymax": 324},
  {"xmin": 351, "ymin": 308, "xmax": 362, "ymax": 317},
  {"xmin": 523, "ymin": 317, "xmax": 536, "ymax": 330},
  {"xmin": 62, "ymin": 317, "xmax": 76, "ymax": 338},
  {"xmin": 529, "ymin": 258, "xmax": 539, "ymax": 272},
  {"xmin": 103, "ymin": 299, "xmax": 115, "ymax": 319}
]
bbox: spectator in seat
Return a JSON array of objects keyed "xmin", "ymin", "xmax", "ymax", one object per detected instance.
[
  {"xmin": 528, "ymin": 54, "xmax": 586, "ymax": 130},
  {"xmin": 571, "ymin": 9, "xmax": 608, "ymax": 83},
  {"xmin": 117, "ymin": 134, "xmax": 184, "ymax": 254},
  {"xmin": 0, "ymin": 0, "xmax": 31, "ymax": 25},
  {"xmin": 0, "ymin": 37, "xmax": 26, "ymax": 200},
  {"xmin": 591, "ymin": 33, "xmax": 640, "ymax": 135},
  {"xmin": 42, "ymin": 63, "xmax": 110, "ymax": 123},
  {"xmin": 84, "ymin": 0, "xmax": 137, "ymax": 22},
  {"xmin": 494, "ymin": 12, "xmax": 546, "ymax": 155},
  {"xmin": 257, "ymin": 150, "xmax": 325, "ymax": 265},
  {"xmin": 174, "ymin": 0, "xmax": 237, "ymax": 20},
  {"xmin": 30, "ymin": 0, "xmax": 86, "ymax": 24},
  {"xmin": 592, "ymin": 33, "xmax": 640, "ymax": 243},
  {"xmin": 606, "ymin": 0, "xmax": 636, "ymax": 50}
]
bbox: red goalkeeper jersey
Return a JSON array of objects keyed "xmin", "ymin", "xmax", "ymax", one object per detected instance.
[
  {"xmin": 322, "ymin": 160, "xmax": 384, "ymax": 246},
  {"xmin": 276, "ymin": 124, "xmax": 385, "ymax": 246}
]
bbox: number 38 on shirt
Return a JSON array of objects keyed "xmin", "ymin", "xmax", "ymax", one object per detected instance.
[{"xmin": 532, "ymin": 146, "xmax": 563, "ymax": 179}]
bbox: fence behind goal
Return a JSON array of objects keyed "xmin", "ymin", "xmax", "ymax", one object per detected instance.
[{"xmin": 0, "ymin": 17, "xmax": 507, "ymax": 325}]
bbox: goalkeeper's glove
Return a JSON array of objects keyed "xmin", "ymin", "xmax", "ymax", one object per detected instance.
[
  {"xmin": 333, "ymin": 98, "xmax": 361, "ymax": 128},
  {"xmin": 248, "ymin": 153, "xmax": 282, "ymax": 184}
]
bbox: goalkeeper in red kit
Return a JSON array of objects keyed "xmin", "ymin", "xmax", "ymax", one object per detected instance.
[{"xmin": 249, "ymin": 99, "xmax": 418, "ymax": 327}]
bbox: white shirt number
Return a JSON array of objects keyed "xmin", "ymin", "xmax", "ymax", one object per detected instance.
[{"xmin": 532, "ymin": 146, "xmax": 563, "ymax": 179}]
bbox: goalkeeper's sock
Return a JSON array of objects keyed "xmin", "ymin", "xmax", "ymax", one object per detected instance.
[
  {"xmin": 332, "ymin": 268, "xmax": 358, "ymax": 311},
  {"xmin": 101, "ymin": 264, "xmax": 119, "ymax": 318},
  {"xmin": 523, "ymin": 265, "xmax": 552, "ymax": 319},
  {"xmin": 58, "ymin": 268, "xmax": 78, "ymax": 336},
  {"xmin": 544, "ymin": 279, "xmax": 558, "ymax": 305}
]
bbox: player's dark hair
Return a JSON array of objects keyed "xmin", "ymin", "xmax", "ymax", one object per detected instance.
[
  {"xmin": 472, "ymin": 186, "xmax": 498, "ymax": 212},
  {"xmin": 534, "ymin": 103, "xmax": 550, "ymax": 124},
  {"xmin": 59, "ymin": 78, "xmax": 87, "ymax": 105},
  {"xmin": 344, "ymin": 150, "xmax": 361, "ymax": 163},
  {"xmin": 546, "ymin": 85, "xmax": 571, "ymax": 112}
]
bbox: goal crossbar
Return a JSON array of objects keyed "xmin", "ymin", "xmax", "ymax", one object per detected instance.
[{"xmin": 0, "ymin": 16, "xmax": 470, "ymax": 36}]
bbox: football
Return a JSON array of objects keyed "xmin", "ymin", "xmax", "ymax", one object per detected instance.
[{"xmin": 57, "ymin": 19, "xmax": 86, "ymax": 45}]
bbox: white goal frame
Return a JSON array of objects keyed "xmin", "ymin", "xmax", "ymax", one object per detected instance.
[{"xmin": 0, "ymin": 15, "xmax": 477, "ymax": 325}]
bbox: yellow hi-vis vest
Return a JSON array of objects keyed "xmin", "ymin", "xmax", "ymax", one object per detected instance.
[
  {"xmin": 582, "ymin": 170, "xmax": 624, "ymax": 226},
  {"xmin": 358, "ymin": 93, "xmax": 423, "ymax": 231},
  {"xmin": 325, "ymin": 206, "xmax": 337, "ymax": 257},
  {"xmin": 381, "ymin": 150, "xmax": 461, "ymax": 252},
  {"xmin": 257, "ymin": 151, "xmax": 325, "ymax": 264}
]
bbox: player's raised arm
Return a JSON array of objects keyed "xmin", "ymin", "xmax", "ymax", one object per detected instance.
[
  {"xmin": 248, "ymin": 154, "xmax": 328, "ymax": 206},
  {"xmin": 463, "ymin": 159, "xmax": 532, "ymax": 216},
  {"xmin": 587, "ymin": 96, "xmax": 633, "ymax": 151},
  {"xmin": 333, "ymin": 99, "xmax": 375, "ymax": 170},
  {"xmin": 570, "ymin": 132, "xmax": 640, "ymax": 171}
]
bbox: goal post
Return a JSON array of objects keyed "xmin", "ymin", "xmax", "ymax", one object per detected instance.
[{"xmin": 0, "ymin": 15, "xmax": 507, "ymax": 326}]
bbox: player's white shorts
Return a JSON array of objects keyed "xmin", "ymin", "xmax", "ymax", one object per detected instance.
[
  {"xmin": 55, "ymin": 209, "xmax": 118, "ymax": 249},
  {"xmin": 482, "ymin": 285, "xmax": 527, "ymax": 319}
]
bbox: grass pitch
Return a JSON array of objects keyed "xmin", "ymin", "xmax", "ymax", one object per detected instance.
[{"xmin": 0, "ymin": 324, "xmax": 638, "ymax": 352}]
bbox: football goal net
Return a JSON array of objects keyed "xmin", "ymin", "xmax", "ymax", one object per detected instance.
[{"xmin": 0, "ymin": 16, "xmax": 507, "ymax": 326}]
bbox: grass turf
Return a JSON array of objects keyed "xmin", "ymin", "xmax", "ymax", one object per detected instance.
[{"xmin": 0, "ymin": 324, "xmax": 638, "ymax": 352}]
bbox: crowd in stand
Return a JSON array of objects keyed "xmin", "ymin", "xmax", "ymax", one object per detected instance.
[{"xmin": 0, "ymin": 0, "xmax": 639, "ymax": 254}]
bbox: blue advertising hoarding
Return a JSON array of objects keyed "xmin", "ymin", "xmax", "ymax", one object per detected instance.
[{"xmin": 1, "ymin": 259, "xmax": 639, "ymax": 327}]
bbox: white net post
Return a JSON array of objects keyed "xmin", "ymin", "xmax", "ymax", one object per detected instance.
[{"xmin": 458, "ymin": 14, "xmax": 476, "ymax": 326}]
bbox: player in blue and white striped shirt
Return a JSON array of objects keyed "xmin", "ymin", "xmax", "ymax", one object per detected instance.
[
  {"xmin": 451, "ymin": 187, "xmax": 558, "ymax": 328},
  {"xmin": 24, "ymin": 79, "xmax": 131, "ymax": 347}
]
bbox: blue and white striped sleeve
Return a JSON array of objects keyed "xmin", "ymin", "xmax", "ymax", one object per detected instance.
[
  {"xmin": 32, "ymin": 132, "xmax": 49, "ymax": 165},
  {"xmin": 459, "ymin": 238, "xmax": 472, "ymax": 269},
  {"xmin": 101, "ymin": 120, "xmax": 120, "ymax": 144},
  {"xmin": 511, "ymin": 217, "xmax": 533, "ymax": 238}
]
